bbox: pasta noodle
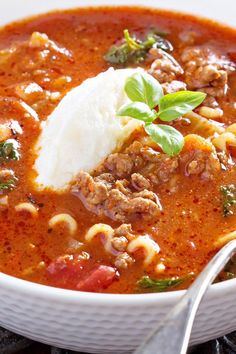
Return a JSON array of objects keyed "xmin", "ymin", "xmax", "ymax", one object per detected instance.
[
  {"xmin": 85, "ymin": 223, "xmax": 114, "ymax": 253},
  {"xmin": 85, "ymin": 224, "xmax": 160, "ymax": 265},
  {"xmin": 15, "ymin": 202, "xmax": 38, "ymax": 217},
  {"xmin": 210, "ymin": 123, "xmax": 236, "ymax": 151},
  {"xmin": 214, "ymin": 230, "xmax": 236, "ymax": 248},
  {"xmin": 212, "ymin": 132, "xmax": 236, "ymax": 151},
  {"xmin": 198, "ymin": 106, "xmax": 223, "ymax": 120},
  {"xmin": 127, "ymin": 235, "xmax": 160, "ymax": 265},
  {"xmin": 184, "ymin": 111, "xmax": 224, "ymax": 138},
  {"xmin": 0, "ymin": 195, "xmax": 8, "ymax": 209},
  {"xmin": 48, "ymin": 213, "xmax": 77, "ymax": 235},
  {"xmin": 226, "ymin": 123, "xmax": 236, "ymax": 135},
  {"xmin": 0, "ymin": 124, "xmax": 11, "ymax": 142}
]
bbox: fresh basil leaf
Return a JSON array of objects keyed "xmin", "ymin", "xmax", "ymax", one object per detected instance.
[
  {"xmin": 137, "ymin": 275, "xmax": 187, "ymax": 292},
  {"xmin": 125, "ymin": 72, "xmax": 163, "ymax": 108},
  {"xmin": 158, "ymin": 91, "xmax": 206, "ymax": 121},
  {"xmin": 117, "ymin": 102, "xmax": 157, "ymax": 123},
  {"xmin": 145, "ymin": 123, "xmax": 184, "ymax": 156}
]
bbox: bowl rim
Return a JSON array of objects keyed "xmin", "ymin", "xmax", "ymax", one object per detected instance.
[
  {"xmin": 1, "ymin": 0, "xmax": 236, "ymax": 29},
  {"xmin": 1, "ymin": 271, "xmax": 236, "ymax": 304},
  {"xmin": 1, "ymin": 2, "xmax": 236, "ymax": 303}
]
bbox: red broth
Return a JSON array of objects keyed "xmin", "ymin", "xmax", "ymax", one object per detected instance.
[{"xmin": 0, "ymin": 7, "xmax": 235, "ymax": 293}]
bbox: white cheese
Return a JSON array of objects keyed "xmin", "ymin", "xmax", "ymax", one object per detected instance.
[{"xmin": 34, "ymin": 68, "xmax": 143, "ymax": 190}]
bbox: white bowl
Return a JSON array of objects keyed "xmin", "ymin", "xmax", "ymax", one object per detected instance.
[{"xmin": 0, "ymin": 1, "xmax": 236, "ymax": 353}]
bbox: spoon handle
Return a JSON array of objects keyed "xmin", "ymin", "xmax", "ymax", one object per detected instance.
[{"xmin": 134, "ymin": 240, "xmax": 236, "ymax": 354}]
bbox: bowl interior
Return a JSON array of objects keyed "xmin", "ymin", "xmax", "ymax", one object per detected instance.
[
  {"xmin": 0, "ymin": 0, "xmax": 236, "ymax": 27},
  {"xmin": 0, "ymin": 0, "xmax": 235, "ymax": 300}
]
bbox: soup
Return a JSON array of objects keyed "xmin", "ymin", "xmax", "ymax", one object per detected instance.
[{"xmin": 0, "ymin": 6, "xmax": 236, "ymax": 293}]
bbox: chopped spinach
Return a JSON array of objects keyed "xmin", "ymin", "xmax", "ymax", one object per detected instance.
[
  {"xmin": 0, "ymin": 139, "xmax": 20, "ymax": 163},
  {"xmin": 220, "ymin": 184, "xmax": 236, "ymax": 217},
  {"xmin": 104, "ymin": 29, "xmax": 172, "ymax": 65},
  {"xmin": 137, "ymin": 274, "xmax": 192, "ymax": 292}
]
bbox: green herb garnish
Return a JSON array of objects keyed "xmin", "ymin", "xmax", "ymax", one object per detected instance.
[
  {"xmin": 220, "ymin": 184, "xmax": 236, "ymax": 217},
  {"xmin": 137, "ymin": 274, "xmax": 192, "ymax": 292},
  {"xmin": 0, "ymin": 178, "xmax": 16, "ymax": 191},
  {"xmin": 117, "ymin": 72, "xmax": 206, "ymax": 156},
  {"xmin": 0, "ymin": 139, "xmax": 20, "ymax": 163},
  {"xmin": 104, "ymin": 29, "xmax": 172, "ymax": 65}
]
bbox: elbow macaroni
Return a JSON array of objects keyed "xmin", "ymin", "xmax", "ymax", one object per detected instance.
[
  {"xmin": 48, "ymin": 213, "xmax": 77, "ymax": 235},
  {"xmin": 85, "ymin": 223, "xmax": 114, "ymax": 253},
  {"xmin": 212, "ymin": 132, "xmax": 236, "ymax": 151},
  {"xmin": 212, "ymin": 124, "xmax": 236, "ymax": 152},
  {"xmin": 85, "ymin": 224, "xmax": 160, "ymax": 267},
  {"xmin": 184, "ymin": 111, "xmax": 224, "ymax": 138},
  {"xmin": 198, "ymin": 106, "xmax": 223, "ymax": 120},
  {"xmin": 215, "ymin": 230, "xmax": 236, "ymax": 248},
  {"xmin": 127, "ymin": 235, "xmax": 160, "ymax": 265},
  {"xmin": 15, "ymin": 202, "xmax": 38, "ymax": 217}
]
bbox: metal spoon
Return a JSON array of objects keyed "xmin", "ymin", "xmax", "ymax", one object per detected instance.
[{"xmin": 134, "ymin": 239, "xmax": 236, "ymax": 354}]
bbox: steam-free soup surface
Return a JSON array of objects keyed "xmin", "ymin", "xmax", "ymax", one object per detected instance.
[{"xmin": 0, "ymin": 7, "xmax": 236, "ymax": 293}]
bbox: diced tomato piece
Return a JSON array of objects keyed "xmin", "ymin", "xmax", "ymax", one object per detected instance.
[
  {"xmin": 47, "ymin": 254, "xmax": 88, "ymax": 289},
  {"xmin": 47, "ymin": 255, "xmax": 117, "ymax": 292},
  {"xmin": 76, "ymin": 265, "xmax": 116, "ymax": 292}
]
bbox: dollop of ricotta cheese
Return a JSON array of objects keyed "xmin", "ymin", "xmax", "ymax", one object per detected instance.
[{"xmin": 34, "ymin": 68, "xmax": 143, "ymax": 190}]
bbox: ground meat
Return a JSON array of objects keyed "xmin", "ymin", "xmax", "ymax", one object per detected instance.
[
  {"xmin": 111, "ymin": 236, "xmax": 128, "ymax": 252},
  {"xmin": 72, "ymin": 136, "xmax": 221, "ymax": 221},
  {"xmin": 103, "ymin": 142, "xmax": 159, "ymax": 179},
  {"xmin": 125, "ymin": 140, "xmax": 143, "ymax": 156},
  {"xmin": 114, "ymin": 223, "xmax": 132, "ymax": 238},
  {"xmin": 104, "ymin": 188, "xmax": 161, "ymax": 222},
  {"xmin": 72, "ymin": 171, "xmax": 162, "ymax": 222},
  {"xmin": 105, "ymin": 153, "xmax": 134, "ymax": 178},
  {"xmin": 181, "ymin": 46, "xmax": 235, "ymax": 97},
  {"xmin": 180, "ymin": 135, "xmax": 221, "ymax": 179},
  {"xmin": 156, "ymin": 157, "xmax": 179, "ymax": 183},
  {"xmin": 185, "ymin": 151, "xmax": 220, "ymax": 179},
  {"xmin": 114, "ymin": 252, "xmax": 134, "ymax": 269},
  {"xmin": 94, "ymin": 173, "xmax": 115, "ymax": 186},
  {"xmin": 72, "ymin": 171, "xmax": 110, "ymax": 206},
  {"xmin": 131, "ymin": 173, "xmax": 151, "ymax": 191},
  {"xmin": 202, "ymin": 95, "xmax": 219, "ymax": 108},
  {"xmin": 114, "ymin": 179, "xmax": 130, "ymax": 195},
  {"xmin": 161, "ymin": 80, "xmax": 187, "ymax": 94},
  {"xmin": 148, "ymin": 48, "xmax": 184, "ymax": 83}
]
